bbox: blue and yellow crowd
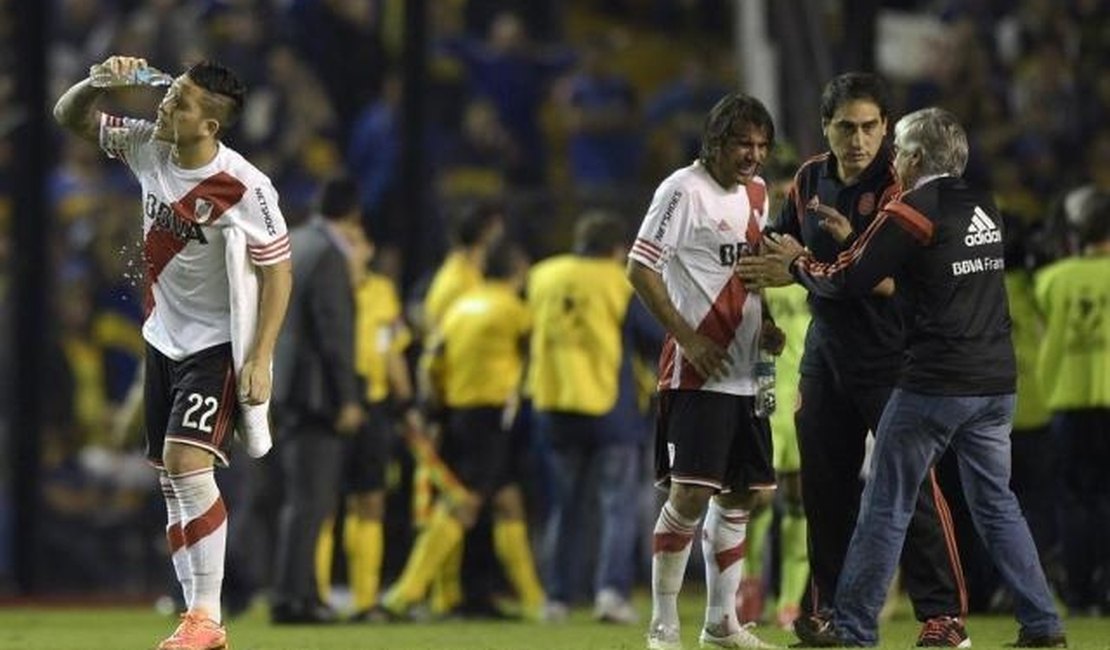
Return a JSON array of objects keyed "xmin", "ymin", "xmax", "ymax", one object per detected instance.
[{"xmin": 0, "ymin": 0, "xmax": 1107, "ymax": 622}]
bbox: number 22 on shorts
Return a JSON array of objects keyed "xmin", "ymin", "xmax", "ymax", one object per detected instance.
[{"xmin": 182, "ymin": 392, "xmax": 219, "ymax": 432}]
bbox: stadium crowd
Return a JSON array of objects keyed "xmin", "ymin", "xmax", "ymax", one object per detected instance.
[{"xmin": 0, "ymin": 0, "xmax": 1107, "ymax": 633}]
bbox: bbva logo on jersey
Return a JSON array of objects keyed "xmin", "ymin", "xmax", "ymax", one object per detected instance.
[
  {"xmin": 145, "ymin": 193, "xmax": 208, "ymax": 244},
  {"xmin": 718, "ymin": 242, "xmax": 754, "ymax": 266}
]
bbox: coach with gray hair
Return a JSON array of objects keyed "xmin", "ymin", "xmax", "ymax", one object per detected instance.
[{"xmin": 742, "ymin": 107, "xmax": 1067, "ymax": 647}]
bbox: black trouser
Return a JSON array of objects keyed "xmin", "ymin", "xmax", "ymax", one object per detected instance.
[
  {"xmin": 795, "ymin": 374, "xmax": 966, "ymax": 622},
  {"xmin": 1053, "ymin": 409, "xmax": 1110, "ymax": 611},
  {"xmin": 272, "ymin": 416, "xmax": 345, "ymax": 606},
  {"xmin": 1009, "ymin": 425, "xmax": 1059, "ymax": 575}
]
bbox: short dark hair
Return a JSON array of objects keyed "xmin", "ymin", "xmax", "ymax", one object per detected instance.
[
  {"xmin": 317, "ymin": 176, "xmax": 360, "ymax": 220},
  {"xmin": 1076, "ymin": 192, "xmax": 1110, "ymax": 247},
  {"xmin": 572, "ymin": 210, "xmax": 626, "ymax": 256},
  {"xmin": 820, "ymin": 72, "xmax": 890, "ymax": 122},
  {"xmin": 451, "ymin": 201, "xmax": 504, "ymax": 246},
  {"xmin": 185, "ymin": 60, "xmax": 246, "ymax": 133},
  {"xmin": 699, "ymin": 93, "xmax": 775, "ymax": 165}
]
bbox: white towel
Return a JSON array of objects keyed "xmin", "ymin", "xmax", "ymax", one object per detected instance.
[{"xmin": 225, "ymin": 226, "xmax": 273, "ymax": 458}]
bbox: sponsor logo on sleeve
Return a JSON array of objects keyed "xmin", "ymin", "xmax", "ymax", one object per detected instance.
[
  {"xmin": 653, "ymin": 190, "xmax": 683, "ymax": 241},
  {"xmin": 255, "ymin": 188, "xmax": 278, "ymax": 236}
]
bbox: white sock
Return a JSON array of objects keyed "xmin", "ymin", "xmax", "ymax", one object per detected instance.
[
  {"xmin": 651, "ymin": 501, "xmax": 699, "ymax": 629},
  {"xmin": 160, "ymin": 473, "xmax": 192, "ymax": 610},
  {"xmin": 170, "ymin": 468, "xmax": 227, "ymax": 624},
  {"xmin": 702, "ymin": 500, "xmax": 748, "ymax": 634}
]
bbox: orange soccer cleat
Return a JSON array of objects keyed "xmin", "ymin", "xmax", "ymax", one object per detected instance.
[{"xmin": 157, "ymin": 611, "xmax": 228, "ymax": 650}]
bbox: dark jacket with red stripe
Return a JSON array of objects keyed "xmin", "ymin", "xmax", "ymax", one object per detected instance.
[
  {"xmin": 790, "ymin": 176, "xmax": 1016, "ymax": 396},
  {"xmin": 769, "ymin": 149, "xmax": 903, "ymax": 387}
]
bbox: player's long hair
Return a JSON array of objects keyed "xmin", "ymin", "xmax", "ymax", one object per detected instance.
[{"xmin": 699, "ymin": 92, "xmax": 774, "ymax": 166}]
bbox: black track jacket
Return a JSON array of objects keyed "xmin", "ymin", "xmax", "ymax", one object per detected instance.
[
  {"xmin": 770, "ymin": 150, "xmax": 903, "ymax": 387},
  {"xmin": 790, "ymin": 176, "xmax": 1016, "ymax": 396}
]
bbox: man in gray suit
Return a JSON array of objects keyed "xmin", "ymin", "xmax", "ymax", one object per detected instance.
[{"xmin": 271, "ymin": 176, "xmax": 365, "ymax": 623}]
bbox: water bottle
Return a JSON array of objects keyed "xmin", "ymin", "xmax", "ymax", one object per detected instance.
[
  {"xmin": 89, "ymin": 63, "xmax": 174, "ymax": 88},
  {"xmin": 753, "ymin": 350, "xmax": 776, "ymax": 418}
]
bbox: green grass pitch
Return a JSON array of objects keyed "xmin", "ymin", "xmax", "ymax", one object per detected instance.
[{"xmin": 1, "ymin": 592, "xmax": 1108, "ymax": 649}]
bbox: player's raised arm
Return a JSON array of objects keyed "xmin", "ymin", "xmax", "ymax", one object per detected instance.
[
  {"xmin": 53, "ymin": 76, "xmax": 105, "ymax": 143},
  {"xmin": 53, "ymin": 55, "xmax": 152, "ymax": 142}
]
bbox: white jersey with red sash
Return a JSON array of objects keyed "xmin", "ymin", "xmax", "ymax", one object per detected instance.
[
  {"xmin": 100, "ymin": 114, "xmax": 291, "ymax": 361},
  {"xmin": 630, "ymin": 160, "xmax": 769, "ymax": 396}
]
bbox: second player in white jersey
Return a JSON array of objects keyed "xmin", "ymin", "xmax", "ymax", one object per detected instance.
[
  {"xmin": 630, "ymin": 160, "xmax": 769, "ymax": 395},
  {"xmin": 629, "ymin": 92, "xmax": 781, "ymax": 650}
]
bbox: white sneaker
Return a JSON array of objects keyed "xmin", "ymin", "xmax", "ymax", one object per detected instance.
[
  {"xmin": 595, "ymin": 588, "xmax": 639, "ymax": 624},
  {"xmin": 647, "ymin": 621, "xmax": 684, "ymax": 650},
  {"xmin": 699, "ymin": 622, "xmax": 778, "ymax": 649},
  {"xmin": 544, "ymin": 601, "xmax": 569, "ymax": 623}
]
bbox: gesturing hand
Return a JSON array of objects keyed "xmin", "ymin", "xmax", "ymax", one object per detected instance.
[
  {"xmin": 812, "ymin": 204, "xmax": 854, "ymax": 243},
  {"xmin": 735, "ymin": 233, "xmax": 806, "ymax": 290},
  {"xmin": 763, "ymin": 232, "xmax": 806, "ymax": 258}
]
